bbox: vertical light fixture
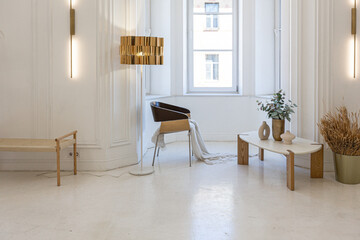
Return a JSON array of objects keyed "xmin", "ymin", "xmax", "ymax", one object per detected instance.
[
  {"xmin": 352, "ymin": 0, "xmax": 357, "ymax": 79},
  {"xmin": 120, "ymin": 36, "xmax": 164, "ymax": 176},
  {"xmin": 70, "ymin": 0, "xmax": 75, "ymax": 78}
]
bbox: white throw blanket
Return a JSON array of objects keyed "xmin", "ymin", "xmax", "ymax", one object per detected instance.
[{"xmin": 151, "ymin": 119, "xmax": 236, "ymax": 164}]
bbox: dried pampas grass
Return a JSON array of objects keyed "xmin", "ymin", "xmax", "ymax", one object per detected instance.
[{"xmin": 318, "ymin": 106, "xmax": 360, "ymax": 156}]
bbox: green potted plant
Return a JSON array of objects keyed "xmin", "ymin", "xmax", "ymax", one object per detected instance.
[
  {"xmin": 257, "ymin": 90, "xmax": 297, "ymax": 141},
  {"xmin": 318, "ymin": 106, "xmax": 360, "ymax": 184}
]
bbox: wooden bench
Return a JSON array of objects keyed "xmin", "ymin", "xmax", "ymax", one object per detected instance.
[{"xmin": 0, "ymin": 131, "xmax": 77, "ymax": 186}]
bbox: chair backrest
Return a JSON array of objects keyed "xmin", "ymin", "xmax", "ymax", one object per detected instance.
[{"xmin": 150, "ymin": 102, "xmax": 190, "ymax": 122}]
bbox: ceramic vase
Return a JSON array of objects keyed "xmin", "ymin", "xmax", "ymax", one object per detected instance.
[
  {"xmin": 258, "ymin": 121, "xmax": 270, "ymax": 140},
  {"xmin": 272, "ymin": 119, "xmax": 285, "ymax": 141},
  {"xmin": 280, "ymin": 130, "xmax": 295, "ymax": 144}
]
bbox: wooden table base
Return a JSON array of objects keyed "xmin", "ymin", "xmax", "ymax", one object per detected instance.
[
  {"xmin": 237, "ymin": 134, "xmax": 324, "ymax": 191},
  {"xmin": 237, "ymin": 135, "xmax": 249, "ymax": 165},
  {"xmin": 286, "ymin": 150, "xmax": 295, "ymax": 191},
  {"xmin": 259, "ymin": 148, "xmax": 264, "ymax": 161},
  {"xmin": 311, "ymin": 145, "xmax": 324, "ymax": 178}
]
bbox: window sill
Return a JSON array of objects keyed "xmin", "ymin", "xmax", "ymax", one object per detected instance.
[
  {"xmin": 203, "ymin": 29, "xmax": 219, "ymax": 32},
  {"xmin": 178, "ymin": 93, "xmax": 275, "ymax": 98},
  {"xmin": 145, "ymin": 94, "xmax": 274, "ymax": 99},
  {"xmin": 254, "ymin": 94, "xmax": 273, "ymax": 99},
  {"xmin": 182, "ymin": 93, "xmax": 243, "ymax": 97},
  {"xmin": 145, "ymin": 94, "xmax": 171, "ymax": 100}
]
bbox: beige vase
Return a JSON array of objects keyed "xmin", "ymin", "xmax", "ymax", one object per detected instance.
[
  {"xmin": 258, "ymin": 121, "xmax": 270, "ymax": 140},
  {"xmin": 272, "ymin": 119, "xmax": 285, "ymax": 141},
  {"xmin": 280, "ymin": 130, "xmax": 295, "ymax": 144}
]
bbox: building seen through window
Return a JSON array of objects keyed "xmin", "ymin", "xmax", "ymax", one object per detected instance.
[
  {"xmin": 190, "ymin": 0, "xmax": 234, "ymax": 92},
  {"xmin": 206, "ymin": 54, "xmax": 219, "ymax": 81},
  {"xmin": 205, "ymin": 3, "xmax": 219, "ymax": 30}
]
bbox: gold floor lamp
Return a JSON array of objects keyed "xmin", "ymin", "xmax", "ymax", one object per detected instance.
[{"xmin": 120, "ymin": 36, "xmax": 164, "ymax": 176}]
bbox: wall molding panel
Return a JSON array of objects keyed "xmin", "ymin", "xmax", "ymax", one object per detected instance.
[
  {"xmin": 317, "ymin": 0, "xmax": 334, "ymax": 171},
  {"xmin": 0, "ymin": 0, "xmax": 138, "ymax": 171},
  {"xmin": 110, "ymin": 0, "xmax": 131, "ymax": 147}
]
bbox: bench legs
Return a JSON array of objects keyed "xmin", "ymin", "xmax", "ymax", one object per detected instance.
[
  {"xmin": 237, "ymin": 135, "xmax": 249, "ymax": 165},
  {"xmin": 55, "ymin": 131, "xmax": 77, "ymax": 186},
  {"xmin": 74, "ymin": 133, "xmax": 77, "ymax": 175},
  {"xmin": 56, "ymin": 146, "xmax": 61, "ymax": 186}
]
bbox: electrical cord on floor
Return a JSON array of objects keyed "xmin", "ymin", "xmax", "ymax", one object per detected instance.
[
  {"xmin": 36, "ymin": 171, "xmax": 130, "ymax": 179},
  {"xmin": 36, "ymin": 152, "xmax": 258, "ymax": 179},
  {"xmin": 35, "ymin": 161, "xmax": 140, "ymax": 179}
]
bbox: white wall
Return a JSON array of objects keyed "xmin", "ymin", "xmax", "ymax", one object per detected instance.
[
  {"xmin": 286, "ymin": 0, "xmax": 360, "ymax": 171},
  {"xmin": 331, "ymin": 0, "xmax": 360, "ymax": 112},
  {"xmin": 149, "ymin": 0, "xmax": 172, "ymax": 96},
  {"xmin": 0, "ymin": 0, "xmax": 35, "ymax": 138},
  {"xmin": 174, "ymin": 96, "xmax": 268, "ymax": 141},
  {"xmin": 0, "ymin": 0, "xmax": 139, "ymax": 171},
  {"xmin": 255, "ymin": 0, "xmax": 276, "ymax": 95},
  {"xmin": 144, "ymin": 95, "xmax": 268, "ymax": 152},
  {"xmin": 299, "ymin": 0, "xmax": 317, "ymax": 141},
  {"xmin": 320, "ymin": 0, "xmax": 360, "ymax": 170}
]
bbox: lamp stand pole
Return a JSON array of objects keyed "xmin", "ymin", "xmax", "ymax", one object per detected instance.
[{"xmin": 129, "ymin": 65, "xmax": 155, "ymax": 176}]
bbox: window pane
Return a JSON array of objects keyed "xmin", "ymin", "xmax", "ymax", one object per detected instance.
[
  {"xmin": 206, "ymin": 16, "xmax": 211, "ymax": 28},
  {"xmin": 206, "ymin": 63, "xmax": 211, "ymax": 80},
  {"xmin": 213, "ymin": 15, "xmax": 218, "ymax": 28},
  {"xmin": 206, "ymin": 54, "xmax": 217, "ymax": 61},
  {"xmin": 194, "ymin": 0, "xmax": 232, "ymax": 14},
  {"xmin": 193, "ymin": 14, "xmax": 232, "ymax": 50},
  {"xmin": 193, "ymin": 51, "xmax": 232, "ymax": 88},
  {"xmin": 205, "ymin": 3, "xmax": 219, "ymax": 13},
  {"xmin": 213, "ymin": 63, "xmax": 219, "ymax": 80}
]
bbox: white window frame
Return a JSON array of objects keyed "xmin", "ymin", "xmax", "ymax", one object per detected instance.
[{"xmin": 187, "ymin": 0, "xmax": 239, "ymax": 93}]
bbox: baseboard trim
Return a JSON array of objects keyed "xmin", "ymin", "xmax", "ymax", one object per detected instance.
[{"xmin": 0, "ymin": 155, "xmax": 138, "ymax": 171}]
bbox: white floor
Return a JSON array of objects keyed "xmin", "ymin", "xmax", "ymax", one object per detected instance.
[{"xmin": 1, "ymin": 142, "xmax": 360, "ymax": 240}]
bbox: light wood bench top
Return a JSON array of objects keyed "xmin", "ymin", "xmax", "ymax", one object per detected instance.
[{"xmin": 0, "ymin": 138, "xmax": 75, "ymax": 152}]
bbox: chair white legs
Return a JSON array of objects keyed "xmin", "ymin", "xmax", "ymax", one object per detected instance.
[
  {"xmin": 152, "ymin": 134, "xmax": 160, "ymax": 166},
  {"xmin": 152, "ymin": 132, "xmax": 192, "ymax": 167},
  {"xmin": 157, "ymin": 147, "xmax": 160, "ymax": 157},
  {"xmin": 188, "ymin": 131, "xmax": 192, "ymax": 167}
]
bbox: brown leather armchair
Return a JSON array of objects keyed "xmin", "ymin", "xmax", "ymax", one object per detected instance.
[{"xmin": 150, "ymin": 102, "xmax": 192, "ymax": 167}]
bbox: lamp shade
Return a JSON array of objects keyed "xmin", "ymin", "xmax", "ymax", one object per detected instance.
[{"xmin": 120, "ymin": 36, "xmax": 164, "ymax": 65}]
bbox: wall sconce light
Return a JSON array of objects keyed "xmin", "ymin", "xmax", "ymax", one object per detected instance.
[
  {"xmin": 352, "ymin": 0, "xmax": 357, "ymax": 79},
  {"xmin": 70, "ymin": 0, "xmax": 75, "ymax": 78}
]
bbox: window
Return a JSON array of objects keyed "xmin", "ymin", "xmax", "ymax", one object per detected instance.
[
  {"xmin": 188, "ymin": 0, "xmax": 238, "ymax": 93},
  {"xmin": 205, "ymin": 54, "xmax": 219, "ymax": 81},
  {"xmin": 205, "ymin": 3, "xmax": 219, "ymax": 30}
]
